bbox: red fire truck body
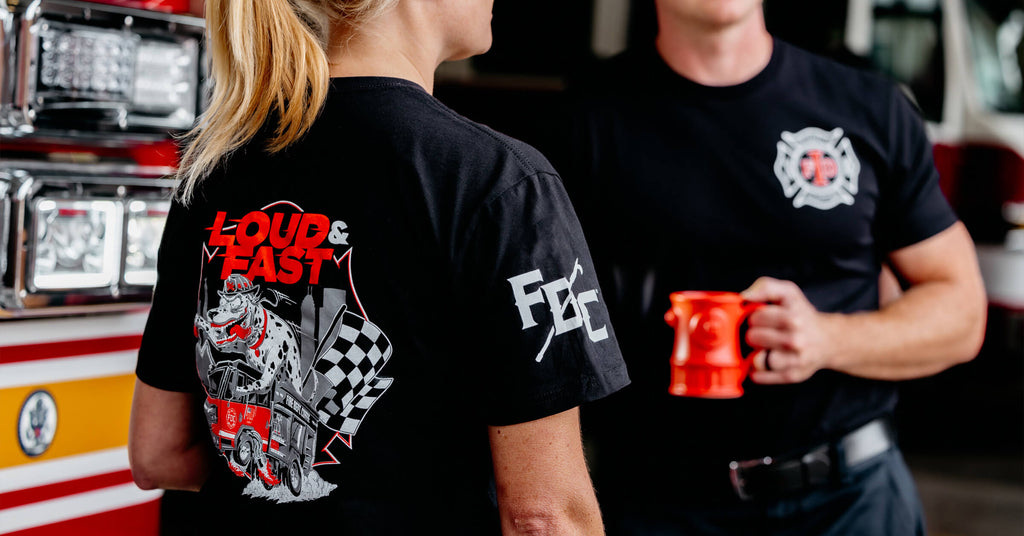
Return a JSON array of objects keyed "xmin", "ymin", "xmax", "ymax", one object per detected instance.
[
  {"xmin": 0, "ymin": 1, "xmax": 203, "ymax": 534},
  {"xmin": 202, "ymin": 361, "xmax": 318, "ymax": 496},
  {"xmin": 845, "ymin": 0, "xmax": 1024, "ymax": 312}
]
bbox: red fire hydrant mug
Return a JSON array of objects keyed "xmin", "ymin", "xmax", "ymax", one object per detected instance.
[{"xmin": 663, "ymin": 291, "xmax": 765, "ymax": 398}]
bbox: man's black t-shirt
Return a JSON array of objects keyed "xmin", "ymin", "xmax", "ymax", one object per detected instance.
[
  {"xmin": 137, "ymin": 77, "xmax": 628, "ymax": 533},
  {"xmin": 571, "ymin": 40, "xmax": 957, "ymax": 503}
]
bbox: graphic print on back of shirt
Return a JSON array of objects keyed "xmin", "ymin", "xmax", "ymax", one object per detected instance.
[
  {"xmin": 192, "ymin": 200, "xmax": 392, "ymax": 502},
  {"xmin": 773, "ymin": 127, "xmax": 861, "ymax": 210}
]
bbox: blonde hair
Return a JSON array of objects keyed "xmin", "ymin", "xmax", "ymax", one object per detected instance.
[{"xmin": 176, "ymin": 0, "xmax": 398, "ymax": 203}]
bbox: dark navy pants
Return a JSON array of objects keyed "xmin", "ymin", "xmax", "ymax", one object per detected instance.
[{"xmin": 603, "ymin": 448, "xmax": 926, "ymax": 536}]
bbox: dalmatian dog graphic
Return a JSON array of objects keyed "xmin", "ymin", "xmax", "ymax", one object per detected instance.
[{"xmin": 194, "ymin": 274, "xmax": 302, "ymax": 396}]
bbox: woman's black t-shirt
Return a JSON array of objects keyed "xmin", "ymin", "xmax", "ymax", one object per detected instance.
[{"xmin": 136, "ymin": 77, "xmax": 628, "ymax": 533}]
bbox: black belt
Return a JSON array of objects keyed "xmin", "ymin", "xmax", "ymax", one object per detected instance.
[{"xmin": 728, "ymin": 418, "xmax": 895, "ymax": 501}]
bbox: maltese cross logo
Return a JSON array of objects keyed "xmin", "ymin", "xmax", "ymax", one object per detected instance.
[{"xmin": 773, "ymin": 127, "xmax": 860, "ymax": 210}]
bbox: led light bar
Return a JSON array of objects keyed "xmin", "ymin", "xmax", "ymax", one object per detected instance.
[
  {"xmin": 135, "ymin": 39, "xmax": 198, "ymax": 113},
  {"xmin": 0, "ymin": 0, "xmax": 205, "ymax": 137},
  {"xmin": 0, "ymin": 161, "xmax": 177, "ymax": 317},
  {"xmin": 32, "ymin": 198, "xmax": 123, "ymax": 289},
  {"xmin": 124, "ymin": 199, "xmax": 169, "ymax": 286},
  {"xmin": 37, "ymin": 23, "xmax": 139, "ymax": 102}
]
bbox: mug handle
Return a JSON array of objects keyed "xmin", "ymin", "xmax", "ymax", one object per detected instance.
[
  {"xmin": 739, "ymin": 300, "xmax": 766, "ymax": 375},
  {"xmin": 664, "ymin": 300, "xmax": 693, "ymax": 366}
]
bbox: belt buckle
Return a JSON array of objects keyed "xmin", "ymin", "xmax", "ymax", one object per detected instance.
[
  {"xmin": 802, "ymin": 446, "xmax": 832, "ymax": 482},
  {"xmin": 728, "ymin": 456, "xmax": 773, "ymax": 501}
]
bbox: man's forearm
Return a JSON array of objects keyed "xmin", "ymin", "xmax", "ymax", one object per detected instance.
[{"xmin": 825, "ymin": 278, "xmax": 986, "ymax": 380}]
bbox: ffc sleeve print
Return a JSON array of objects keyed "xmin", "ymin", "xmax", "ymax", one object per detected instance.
[{"xmin": 456, "ymin": 172, "xmax": 628, "ymax": 426}]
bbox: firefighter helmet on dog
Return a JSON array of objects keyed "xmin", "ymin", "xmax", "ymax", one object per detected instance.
[{"xmin": 219, "ymin": 274, "xmax": 260, "ymax": 298}]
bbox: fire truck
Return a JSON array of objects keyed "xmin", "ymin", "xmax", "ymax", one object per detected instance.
[
  {"xmin": 0, "ymin": 0, "xmax": 204, "ymax": 534},
  {"xmin": 202, "ymin": 360, "xmax": 318, "ymax": 497},
  {"xmin": 844, "ymin": 0, "xmax": 1024, "ymax": 315}
]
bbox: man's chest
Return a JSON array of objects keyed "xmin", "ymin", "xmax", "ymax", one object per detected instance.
[{"xmin": 595, "ymin": 105, "xmax": 885, "ymax": 253}]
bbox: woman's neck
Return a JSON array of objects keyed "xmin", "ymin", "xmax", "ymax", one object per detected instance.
[{"xmin": 326, "ymin": 12, "xmax": 440, "ymax": 94}]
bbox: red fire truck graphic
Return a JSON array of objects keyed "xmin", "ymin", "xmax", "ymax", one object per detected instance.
[
  {"xmin": 202, "ymin": 360, "xmax": 317, "ymax": 496},
  {"xmin": 1, "ymin": 0, "xmax": 204, "ymax": 533}
]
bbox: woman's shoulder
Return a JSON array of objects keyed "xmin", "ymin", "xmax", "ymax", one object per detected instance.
[
  {"xmin": 309, "ymin": 78, "xmax": 563, "ymax": 199},
  {"xmin": 408, "ymin": 88, "xmax": 558, "ymax": 180}
]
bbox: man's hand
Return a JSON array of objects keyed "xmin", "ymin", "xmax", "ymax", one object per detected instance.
[
  {"xmin": 741, "ymin": 277, "xmax": 839, "ymax": 384},
  {"xmin": 737, "ymin": 223, "xmax": 986, "ymax": 382}
]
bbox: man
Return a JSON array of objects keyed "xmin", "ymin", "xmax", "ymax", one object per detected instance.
[{"xmin": 569, "ymin": 1, "xmax": 987, "ymax": 534}]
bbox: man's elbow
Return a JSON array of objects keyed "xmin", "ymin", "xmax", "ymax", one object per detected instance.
[
  {"xmin": 951, "ymin": 289, "xmax": 988, "ymax": 365},
  {"xmin": 962, "ymin": 308, "xmax": 988, "ymax": 363}
]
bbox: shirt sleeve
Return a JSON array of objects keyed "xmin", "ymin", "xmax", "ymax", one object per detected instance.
[
  {"xmin": 135, "ymin": 198, "xmax": 205, "ymax": 393},
  {"xmin": 876, "ymin": 84, "xmax": 959, "ymax": 252},
  {"xmin": 456, "ymin": 171, "xmax": 629, "ymax": 426}
]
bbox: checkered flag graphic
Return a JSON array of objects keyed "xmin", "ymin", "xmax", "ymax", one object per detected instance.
[{"xmin": 313, "ymin": 310, "xmax": 393, "ymax": 435}]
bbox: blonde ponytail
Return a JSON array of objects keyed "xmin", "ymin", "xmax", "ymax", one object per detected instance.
[{"xmin": 176, "ymin": 0, "xmax": 330, "ymax": 203}]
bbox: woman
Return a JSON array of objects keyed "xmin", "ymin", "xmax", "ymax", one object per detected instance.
[{"xmin": 128, "ymin": 0, "xmax": 628, "ymax": 534}]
